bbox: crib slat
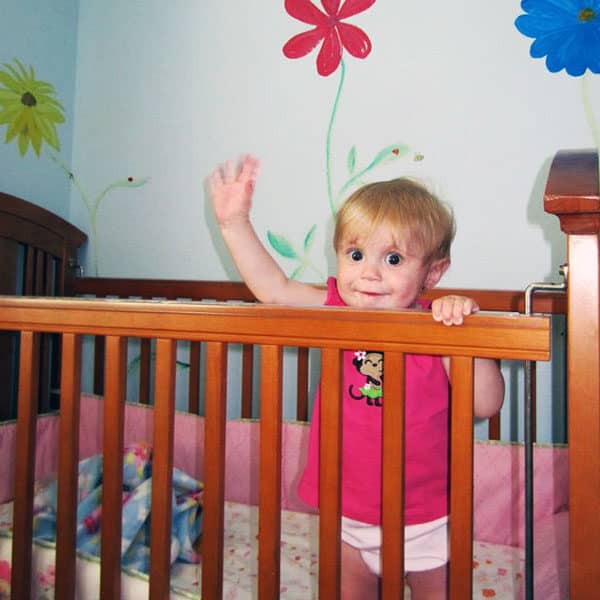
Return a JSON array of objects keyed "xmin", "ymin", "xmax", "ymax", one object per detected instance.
[
  {"xmin": 39, "ymin": 332, "xmax": 52, "ymax": 412},
  {"xmin": 188, "ymin": 340, "xmax": 201, "ymax": 413},
  {"xmin": 92, "ymin": 335, "xmax": 104, "ymax": 395},
  {"xmin": 488, "ymin": 414, "xmax": 500, "ymax": 440},
  {"xmin": 381, "ymin": 351, "xmax": 406, "ymax": 600},
  {"xmin": 241, "ymin": 343, "xmax": 254, "ymax": 418},
  {"xmin": 319, "ymin": 348, "xmax": 343, "ymax": 600},
  {"xmin": 448, "ymin": 356, "xmax": 474, "ymax": 600},
  {"xmin": 149, "ymin": 338, "xmax": 176, "ymax": 600},
  {"xmin": 11, "ymin": 331, "xmax": 39, "ymax": 600},
  {"xmin": 23, "ymin": 246, "xmax": 35, "ymax": 295},
  {"xmin": 38, "ymin": 255, "xmax": 54, "ymax": 411},
  {"xmin": 296, "ymin": 347, "xmax": 309, "ymax": 421},
  {"xmin": 34, "ymin": 249, "xmax": 44, "ymax": 295},
  {"xmin": 202, "ymin": 341, "xmax": 228, "ymax": 599},
  {"xmin": 258, "ymin": 345, "xmax": 283, "ymax": 599},
  {"xmin": 55, "ymin": 333, "xmax": 82, "ymax": 600},
  {"xmin": 139, "ymin": 337, "xmax": 152, "ymax": 404},
  {"xmin": 100, "ymin": 336, "xmax": 127, "ymax": 599}
]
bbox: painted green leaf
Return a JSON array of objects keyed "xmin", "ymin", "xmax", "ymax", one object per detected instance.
[
  {"xmin": 347, "ymin": 146, "xmax": 357, "ymax": 175},
  {"xmin": 367, "ymin": 144, "xmax": 411, "ymax": 170},
  {"xmin": 267, "ymin": 231, "xmax": 298, "ymax": 259},
  {"xmin": 128, "ymin": 352, "xmax": 189, "ymax": 374},
  {"xmin": 127, "ymin": 354, "xmax": 141, "ymax": 374},
  {"xmin": 119, "ymin": 176, "xmax": 150, "ymax": 188},
  {"xmin": 303, "ymin": 225, "xmax": 317, "ymax": 253}
]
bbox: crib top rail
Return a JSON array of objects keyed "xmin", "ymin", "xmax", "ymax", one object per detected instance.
[
  {"xmin": 73, "ymin": 277, "xmax": 257, "ymax": 302},
  {"xmin": 73, "ymin": 277, "xmax": 567, "ymax": 314},
  {"xmin": 0, "ymin": 295, "xmax": 550, "ymax": 361}
]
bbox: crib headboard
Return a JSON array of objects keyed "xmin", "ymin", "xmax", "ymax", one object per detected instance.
[
  {"xmin": 0, "ymin": 191, "xmax": 86, "ymax": 295},
  {"xmin": 0, "ymin": 192, "xmax": 87, "ymax": 419}
]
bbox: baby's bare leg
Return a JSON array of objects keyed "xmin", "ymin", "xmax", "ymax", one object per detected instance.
[
  {"xmin": 341, "ymin": 541, "xmax": 380, "ymax": 599},
  {"xmin": 405, "ymin": 563, "xmax": 448, "ymax": 600}
]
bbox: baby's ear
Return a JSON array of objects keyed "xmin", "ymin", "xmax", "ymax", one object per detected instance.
[{"xmin": 423, "ymin": 258, "xmax": 450, "ymax": 289}]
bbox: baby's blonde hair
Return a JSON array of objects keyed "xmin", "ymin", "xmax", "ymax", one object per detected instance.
[{"xmin": 333, "ymin": 178, "xmax": 456, "ymax": 264}]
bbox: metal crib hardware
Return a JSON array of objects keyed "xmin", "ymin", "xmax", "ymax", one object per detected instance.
[
  {"xmin": 68, "ymin": 257, "xmax": 84, "ymax": 277},
  {"xmin": 522, "ymin": 266, "xmax": 567, "ymax": 600}
]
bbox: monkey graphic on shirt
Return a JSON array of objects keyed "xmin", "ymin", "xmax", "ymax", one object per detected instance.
[{"xmin": 349, "ymin": 351, "xmax": 383, "ymax": 407}]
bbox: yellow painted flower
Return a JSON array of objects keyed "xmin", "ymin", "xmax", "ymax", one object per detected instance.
[{"xmin": 0, "ymin": 59, "xmax": 64, "ymax": 156}]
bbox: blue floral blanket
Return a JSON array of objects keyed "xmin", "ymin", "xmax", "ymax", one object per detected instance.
[{"xmin": 31, "ymin": 442, "xmax": 203, "ymax": 573}]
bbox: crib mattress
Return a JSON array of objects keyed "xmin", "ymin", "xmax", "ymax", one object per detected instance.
[{"xmin": 0, "ymin": 498, "xmax": 523, "ymax": 599}]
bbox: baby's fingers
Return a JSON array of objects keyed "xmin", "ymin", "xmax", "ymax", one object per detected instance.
[
  {"xmin": 222, "ymin": 159, "xmax": 236, "ymax": 183},
  {"xmin": 206, "ymin": 169, "xmax": 223, "ymax": 195},
  {"xmin": 238, "ymin": 154, "xmax": 261, "ymax": 182},
  {"xmin": 432, "ymin": 295, "xmax": 479, "ymax": 326}
]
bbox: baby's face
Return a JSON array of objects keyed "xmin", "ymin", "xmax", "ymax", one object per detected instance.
[{"xmin": 335, "ymin": 224, "xmax": 439, "ymax": 310}]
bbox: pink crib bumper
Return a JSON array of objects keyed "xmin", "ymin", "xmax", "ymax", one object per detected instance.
[{"xmin": 0, "ymin": 394, "xmax": 569, "ymax": 598}]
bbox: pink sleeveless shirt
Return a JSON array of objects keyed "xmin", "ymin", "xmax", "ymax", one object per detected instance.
[{"xmin": 298, "ymin": 277, "xmax": 449, "ymax": 525}]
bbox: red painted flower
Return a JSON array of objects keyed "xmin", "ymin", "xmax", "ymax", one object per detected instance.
[{"xmin": 282, "ymin": 0, "xmax": 375, "ymax": 76}]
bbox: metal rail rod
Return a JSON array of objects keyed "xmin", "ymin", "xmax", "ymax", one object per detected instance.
[{"xmin": 523, "ymin": 271, "xmax": 567, "ymax": 600}]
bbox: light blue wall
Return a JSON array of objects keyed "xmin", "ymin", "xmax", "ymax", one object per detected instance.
[
  {"xmin": 0, "ymin": 0, "xmax": 79, "ymax": 218},
  {"xmin": 68, "ymin": 1, "xmax": 592, "ymax": 289},
  {"xmin": 3, "ymin": 2, "xmax": 588, "ymax": 442}
]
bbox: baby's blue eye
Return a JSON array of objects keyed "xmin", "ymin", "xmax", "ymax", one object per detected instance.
[
  {"xmin": 386, "ymin": 253, "xmax": 402, "ymax": 266},
  {"xmin": 350, "ymin": 249, "xmax": 363, "ymax": 261}
]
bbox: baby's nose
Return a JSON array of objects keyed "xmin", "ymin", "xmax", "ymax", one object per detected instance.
[{"xmin": 360, "ymin": 259, "xmax": 381, "ymax": 279}]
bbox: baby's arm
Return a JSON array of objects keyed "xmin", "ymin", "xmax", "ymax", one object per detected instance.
[
  {"xmin": 434, "ymin": 295, "xmax": 505, "ymax": 419},
  {"xmin": 207, "ymin": 155, "xmax": 326, "ymax": 306}
]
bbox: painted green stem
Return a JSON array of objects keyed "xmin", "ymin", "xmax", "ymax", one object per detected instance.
[
  {"xmin": 582, "ymin": 71, "xmax": 600, "ymax": 184},
  {"xmin": 336, "ymin": 163, "xmax": 376, "ymax": 208},
  {"xmin": 48, "ymin": 150, "xmax": 100, "ymax": 275},
  {"xmin": 326, "ymin": 59, "xmax": 346, "ymax": 216}
]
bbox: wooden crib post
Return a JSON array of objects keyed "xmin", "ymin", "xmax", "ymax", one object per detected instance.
[
  {"xmin": 55, "ymin": 333, "xmax": 83, "ymax": 600},
  {"xmin": 448, "ymin": 356, "xmax": 475, "ymax": 599},
  {"xmin": 319, "ymin": 348, "xmax": 343, "ymax": 600},
  {"xmin": 202, "ymin": 341, "xmax": 228, "ymax": 598},
  {"xmin": 149, "ymin": 338, "xmax": 177, "ymax": 600},
  {"xmin": 381, "ymin": 351, "xmax": 406, "ymax": 599},
  {"xmin": 11, "ymin": 331, "xmax": 40, "ymax": 600},
  {"xmin": 100, "ymin": 335, "xmax": 128, "ymax": 598},
  {"xmin": 544, "ymin": 149, "xmax": 600, "ymax": 597},
  {"xmin": 258, "ymin": 344, "xmax": 283, "ymax": 599}
]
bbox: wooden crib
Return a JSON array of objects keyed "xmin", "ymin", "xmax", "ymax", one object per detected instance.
[{"xmin": 0, "ymin": 148, "xmax": 597, "ymax": 599}]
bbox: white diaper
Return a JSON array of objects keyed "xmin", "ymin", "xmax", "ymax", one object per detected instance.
[{"xmin": 341, "ymin": 515, "xmax": 449, "ymax": 574}]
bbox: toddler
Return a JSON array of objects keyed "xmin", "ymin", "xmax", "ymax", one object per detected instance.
[{"xmin": 207, "ymin": 155, "xmax": 504, "ymax": 600}]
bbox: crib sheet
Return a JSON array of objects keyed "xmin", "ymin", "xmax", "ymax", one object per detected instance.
[{"xmin": 0, "ymin": 498, "xmax": 524, "ymax": 599}]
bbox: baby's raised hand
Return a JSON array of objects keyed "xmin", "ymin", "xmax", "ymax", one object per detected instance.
[
  {"xmin": 207, "ymin": 154, "xmax": 260, "ymax": 228},
  {"xmin": 432, "ymin": 295, "xmax": 479, "ymax": 326}
]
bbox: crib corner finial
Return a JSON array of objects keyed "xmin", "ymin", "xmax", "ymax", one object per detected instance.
[{"xmin": 544, "ymin": 149, "xmax": 600, "ymax": 235}]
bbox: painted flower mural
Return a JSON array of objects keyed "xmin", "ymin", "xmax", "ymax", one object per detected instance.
[
  {"xmin": 282, "ymin": 0, "xmax": 374, "ymax": 77},
  {"xmin": 275, "ymin": 0, "xmax": 421, "ymax": 279},
  {"xmin": 0, "ymin": 58, "xmax": 149, "ymax": 276},
  {"xmin": 0, "ymin": 59, "xmax": 64, "ymax": 156},
  {"xmin": 515, "ymin": 1, "xmax": 600, "ymax": 76},
  {"xmin": 515, "ymin": 1, "xmax": 600, "ymax": 178}
]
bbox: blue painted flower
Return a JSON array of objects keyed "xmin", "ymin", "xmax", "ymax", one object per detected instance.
[{"xmin": 515, "ymin": 0, "xmax": 600, "ymax": 76}]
